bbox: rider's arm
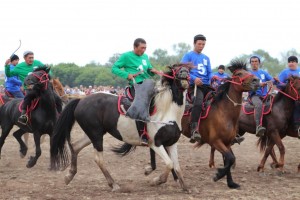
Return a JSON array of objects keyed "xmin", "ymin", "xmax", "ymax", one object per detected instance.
[
  {"xmin": 111, "ymin": 54, "xmax": 130, "ymax": 79},
  {"xmin": 5, "ymin": 64, "xmax": 18, "ymax": 77}
]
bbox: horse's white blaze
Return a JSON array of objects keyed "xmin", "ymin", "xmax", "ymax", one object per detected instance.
[{"xmin": 116, "ymin": 116, "xmax": 140, "ymax": 145}]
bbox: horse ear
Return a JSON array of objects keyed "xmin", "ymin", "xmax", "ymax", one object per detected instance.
[{"xmin": 227, "ymin": 66, "xmax": 234, "ymax": 73}]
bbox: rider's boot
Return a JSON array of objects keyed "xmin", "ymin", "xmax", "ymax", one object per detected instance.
[{"xmin": 189, "ymin": 122, "xmax": 202, "ymax": 143}]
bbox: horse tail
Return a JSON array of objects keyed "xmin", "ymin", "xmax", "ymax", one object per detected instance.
[
  {"xmin": 50, "ymin": 98, "xmax": 80, "ymax": 170},
  {"xmin": 257, "ymin": 134, "xmax": 268, "ymax": 153},
  {"xmin": 111, "ymin": 143, "xmax": 136, "ymax": 157}
]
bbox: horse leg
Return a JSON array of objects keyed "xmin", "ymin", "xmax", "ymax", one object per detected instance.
[
  {"xmin": 150, "ymin": 145, "xmax": 173, "ymax": 187},
  {"xmin": 146, "ymin": 147, "xmax": 178, "ymax": 182},
  {"xmin": 145, "ymin": 148, "xmax": 156, "ymax": 176},
  {"xmin": 94, "ymin": 150, "xmax": 120, "ymax": 192},
  {"xmin": 27, "ymin": 133, "xmax": 42, "ymax": 168},
  {"xmin": 268, "ymin": 133, "xmax": 285, "ymax": 173},
  {"xmin": 13, "ymin": 129, "xmax": 28, "ymax": 158},
  {"xmin": 212, "ymin": 141, "xmax": 239, "ymax": 189},
  {"xmin": 298, "ymin": 162, "xmax": 300, "ymax": 173},
  {"xmin": 65, "ymin": 134, "xmax": 91, "ymax": 185},
  {"xmin": 209, "ymin": 147, "xmax": 216, "ymax": 168},
  {"xmin": 166, "ymin": 143, "xmax": 188, "ymax": 191},
  {"xmin": 257, "ymin": 142, "xmax": 274, "ymax": 172},
  {"xmin": 0, "ymin": 124, "xmax": 13, "ymax": 159},
  {"xmin": 270, "ymin": 147, "xmax": 279, "ymax": 169}
]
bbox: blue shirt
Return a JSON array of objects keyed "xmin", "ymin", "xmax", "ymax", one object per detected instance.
[
  {"xmin": 250, "ymin": 69, "xmax": 273, "ymax": 97},
  {"xmin": 278, "ymin": 67, "xmax": 300, "ymax": 83},
  {"xmin": 181, "ymin": 51, "xmax": 212, "ymax": 85},
  {"xmin": 211, "ymin": 71, "xmax": 230, "ymax": 86},
  {"xmin": 5, "ymin": 64, "xmax": 22, "ymax": 92}
]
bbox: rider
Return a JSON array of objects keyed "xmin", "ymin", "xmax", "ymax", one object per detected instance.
[
  {"xmin": 5, "ymin": 54, "xmax": 24, "ymax": 98},
  {"xmin": 277, "ymin": 55, "xmax": 300, "ymax": 135},
  {"xmin": 249, "ymin": 55, "xmax": 273, "ymax": 137},
  {"xmin": 111, "ymin": 38, "xmax": 159, "ymax": 145},
  {"xmin": 210, "ymin": 65, "xmax": 229, "ymax": 89},
  {"xmin": 4, "ymin": 50, "xmax": 62, "ymax": 125},
  {"xmin": 181, "ymin": 34, "xmax": 212, "ymax": 143}
]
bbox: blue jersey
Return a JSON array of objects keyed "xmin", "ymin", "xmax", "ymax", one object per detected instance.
[
  {"xmin": 250, "ymin": 69, "xmax": 273, "ymax": 97},
  {"xmin": 5, "ymin": 64, "xmax": 22, "ymax": 92},
  {"xmin": 211, "ymin": 71, "xmax": 230, "ymax": 86},
  {"xmin": 181, "ymin": 51, "xmax": 212, "ymax": 85},
  {"xmin": 278, "ymin": 67, "xmax": 300, "ymax": 83}
]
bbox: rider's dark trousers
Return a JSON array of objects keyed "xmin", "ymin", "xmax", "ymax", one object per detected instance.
[
  {"xmin": 251, "ymin": 95, "xmax": 263, "ymax": 126},
  {"xmin": 293, "ymin": 101, "xmax": 300, "ymax": 126},
  {"xmin": 191, "ymin": 85, "xmax": 211, "ymax": 123}
]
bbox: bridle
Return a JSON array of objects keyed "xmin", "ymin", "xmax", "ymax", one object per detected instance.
[
  {"xmin": 226, "ymin": 69, "xmax": 254, "ymax": 86},
  {"xmin": 29, "ymin": 70, "xmax": 50, "ymax": 90},
  {"xmin": 275, "ymin": 79, "xmax": 300, "ymax": 101}
]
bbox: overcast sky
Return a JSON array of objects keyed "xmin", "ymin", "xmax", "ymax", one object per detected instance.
[{"xmin": 0, "ymin": 0, "xmax": 299, "ymax": 68}]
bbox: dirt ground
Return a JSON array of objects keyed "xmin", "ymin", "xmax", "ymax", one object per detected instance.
[{"xmin": 1, "ymin": 124, "xmax": 299, "ymax": 200}]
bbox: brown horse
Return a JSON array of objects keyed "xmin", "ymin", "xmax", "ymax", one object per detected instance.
[{"xmin": 209, "ymin": 76, "xmax": 300, "ymax": 173}]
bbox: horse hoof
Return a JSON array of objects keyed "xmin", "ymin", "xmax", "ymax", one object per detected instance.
[
  {"xmin": 228, "ymin": 182, "xmax": 240, "ymax": 189},
  {"xmin": 111, "ymin": 184, "xmax": 121, "ymax": 192},
  {"xmin": 144, "ymin": 165, "xmax": 153, "ymax": 176},
  {"xmin": 64, "ymin": 175, "xmax": 74, "ymax": 185},
  {"xmin": 257, "ymin": 166, "xmax": 264, "ymax": 172},
  {"xmin": 151, "ymin": 177, "xmax": 162, "ymax": 186},
  {"xmin": 26, "ymin": 157, "xmax": 37, "ymax": 168},
  {"xmin": 209, "ymin": 163, "xmax": 215, "ymax": 168},
  {"xmin": 270, "ymin": 163, "xmax": 278, "ymax": 169}
]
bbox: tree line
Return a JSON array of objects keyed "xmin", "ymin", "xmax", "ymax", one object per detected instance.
[{"xmin": 50, "ymin": 43, "xmax": 300, "ymax": 88}]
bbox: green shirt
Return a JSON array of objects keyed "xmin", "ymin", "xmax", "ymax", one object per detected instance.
[
  {"xmin": 5, "ymin": 60, "xmax": 44, "ymax": 85},
  {"xmin": 111, "ymin": 51, "xmax": 154, "ymax": 85}
]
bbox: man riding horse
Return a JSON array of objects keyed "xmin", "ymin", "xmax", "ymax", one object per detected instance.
[
  {"xmin": 248, "ymin": 55, "xmax": 273, "ymax": 137},
  {"xmin": 4, "ymin": 50, "xmax": 62, "ymax": 125},
  {"xmin": 111, "ymin": 38, "xmax": 159, "ymax": 146}
]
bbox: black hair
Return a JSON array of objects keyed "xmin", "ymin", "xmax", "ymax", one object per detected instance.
[
  {"xmin": 134, "ymin": 38, "xmax": 146, "ymax": 48},
  {"xmin": 194, "ymin": 34, "xmax": 206, "ymax": 44}
]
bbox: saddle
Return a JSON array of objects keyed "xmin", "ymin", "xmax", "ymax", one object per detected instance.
[
  {"xmin": 242, "ymin": 95, "xmax": 274, "ymax": 115},
  {"xmin": 184, "ymin": 90, "xmax": 216, "ymax": 119},
  {"xmin": 118, "ymin": 80, "xmax": 157, "ymax": 119}
]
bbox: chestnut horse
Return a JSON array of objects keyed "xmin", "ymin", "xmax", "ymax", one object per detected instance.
[
  {"xmin": 148, "ymin": 59, "xmax": 259, "ymax": 189},
  {"xmin": 50, "ymin": 64, "xmax": 191, "ymax": 192},
  {"xmin": 209, "ymin": 76, "xmax": 300, "ymax": 173}
]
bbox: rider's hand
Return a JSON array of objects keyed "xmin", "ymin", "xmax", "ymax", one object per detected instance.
[
  {"xmin": 194, "ymin": 78, "xmax": 203, "ymax": 86},
  {"xmin": 5, "ymin": 59, "xmax": 11, "ymax": 66},
  {"xmin": 273, "ymin": 77, "xmax": 279, "ymax": 82},
  {"xmin": 127, "ymin": 74, "xmax": 134, "ymax": 80},
  {"xmin": 150, "ymin": 68, "xmax": 159, "ymax": 74},
  {"xmin": 212, "ymin": 75, "xmax": 218, "ymax": 80},
  {"xmin": 260, "ymin": 82, "xmax": 267, "ymax": 87}
]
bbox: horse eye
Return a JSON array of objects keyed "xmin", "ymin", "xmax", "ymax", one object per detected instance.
[{"xmin": 235, "ymin": 73, "xmax": 242, "ymax": 76}]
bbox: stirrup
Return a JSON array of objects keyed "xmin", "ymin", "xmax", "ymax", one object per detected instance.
[
  {"xmin": 18, "ymin": 115, "xmax": 28, "ymax": 125},
  {"xmin": 255, "ymin": 126, "xmax": 266, "ymax": 137},
  {"xmin": 190, "ymin": 130, "xmax": 202, "ymax": 143}
]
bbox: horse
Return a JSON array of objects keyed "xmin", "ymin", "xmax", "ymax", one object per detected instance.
[
  {"xmin": 50, "ymin": 64, "xmax": 191, "ymax": 192},
  {"xmin": 0, "ymin": 67, "xmax": 59, "ymax": 168},
  {"xmin": 148, "ymin": 59, "xmax": 259, "ymax": 189},
  {"xmin": 208, "ymin": 76, "xmax": 300, "ymax": 173},
  {"xmin": 23, "ymin": 77, "xmax": 67, "ymax": 147}
]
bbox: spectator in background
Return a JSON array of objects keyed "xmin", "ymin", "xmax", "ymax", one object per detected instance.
[{"xmin": 210, "ymin": 65, "xmax": 230, "ymax": 89}]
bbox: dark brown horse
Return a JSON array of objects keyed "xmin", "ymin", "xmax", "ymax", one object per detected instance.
[
  {"xmin": 209, "ymin": 76, "xmax": 300, "ymax": 173},
  {"xmin": 148, "ymin": 59, "xmax": 259, "ymax": 189}
]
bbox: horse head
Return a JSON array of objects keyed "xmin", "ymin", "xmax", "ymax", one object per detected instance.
[
  {"xmin": 227, "ymin": 59, "xmax": 259, "ymax": 92},
  {"xmin": 284, "ymin": 76, "xmax": 300, "ymax": 100},
  {"xmin": 159, "ymin": 63, "xmax": 191, "ymax": 91},
  {"xmin": 52, "ymin": 78, "xmax": 69, "ymax": 103},
  {"xmin": 24, "ymin": 66, "xmax": 50, "ymax": 91}
]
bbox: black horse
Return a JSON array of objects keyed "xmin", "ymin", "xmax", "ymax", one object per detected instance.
[
  {"xmin": 0, "ymin": 67, "xmax": 60, "ymax": 168},
  {"xmin": 50, "ymin": 64, "xmax": 191, "ymax": 192}
]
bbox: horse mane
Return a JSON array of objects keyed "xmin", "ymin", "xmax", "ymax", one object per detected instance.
[
  {"xmin": 214, "ymin": 59, "xmax": 248, "ymax": 103},
  {"xmin": 214, "ymin": 79, "xmax": 231, "ymax": 102}
]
